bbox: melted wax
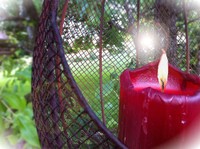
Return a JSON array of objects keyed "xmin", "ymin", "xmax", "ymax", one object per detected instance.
[{"xmin": 118, "ymin": 61, "xmax": 200, "ymax": 149}]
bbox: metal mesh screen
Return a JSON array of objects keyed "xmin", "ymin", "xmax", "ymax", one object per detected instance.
[
  {"xmin": 62, "ymin": 0, "xmax": 133, "ymax": 131},
  {"xmin": 32, "ymin": 0, "xmax": 126, "ymax": 148},
  {"xmin": 32, "ymin": 0, "xmax": 200, "ymax": 148},
  {"xmin": 60, "ymin": 0, "xmax": 200, "ymax": 130}
]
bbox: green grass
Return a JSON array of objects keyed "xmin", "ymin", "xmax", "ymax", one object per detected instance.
[
  {"xmin": 75, "ymin": 72, "xmax": 119, "ymax": 127},
  {"xmin": 69, "ymin": 53, "xmax": 131, "ymax": 131},
  {"xmin": 0, "ymin": 53, "xmax": 131, "ymax": 147}
]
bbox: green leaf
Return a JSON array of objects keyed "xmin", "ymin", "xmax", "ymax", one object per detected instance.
[
  {"xmin": 17, "ymin": 81, "xmax": 31, "ymax": 97},
  {"xmin": 20, "ymin": 125, "xmax": 40, "ymax": 148},
  {"xmin": 0, "ymin": 116, "xmax": 4, "ymax": 134},
  {"xmin": 23, "ymin": 105, "xmax": 34, "ymax": 118},
  {"xmin": 0, "ymin": 101, "xmax": 6, "ymax": 112},
  {"xmin": 2, "ymin": 93, "xmax": 26, "ymax": 111},
  {"xmin": 32, "ymin": 0, "xmax": 43, "ymax": 14},
  {"xmin": 13, "ymin": 113, "xmax": 40, "ymax": 148},
  {"xmin": 14, "ymin": 66, "xmax": 31, "ymax": 81}
]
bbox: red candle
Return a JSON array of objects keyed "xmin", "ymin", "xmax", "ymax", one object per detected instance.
[{"xmin": 118, "ymin": 61, "xmax": 200, "ymax": 149}]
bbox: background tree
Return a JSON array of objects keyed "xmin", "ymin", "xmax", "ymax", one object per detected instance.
[
  {"xmin": 62, "ymin": 0, "xmax": 200, "ymax": 71},
  {"xmin": 0, "ymin": 0, "xmax": 200, "ymax": 148},
  {"xmin": 0, "ymin": 0, "xmax": 42, "ymax": 148}
]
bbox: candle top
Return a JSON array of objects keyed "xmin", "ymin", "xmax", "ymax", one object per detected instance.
[{"xmin": 124, "ymin": 61, "xmax": 200, "ymax": 96}]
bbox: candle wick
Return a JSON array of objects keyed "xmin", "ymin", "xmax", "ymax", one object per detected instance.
[{"xmin": 161, "ymin": 80, "xmax": 165, "ymax": 92}]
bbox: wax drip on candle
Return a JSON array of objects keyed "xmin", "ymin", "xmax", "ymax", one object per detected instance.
[
  {"xmin": 158, "ymin": 49, "xmax": 169, "ymax": 92},
  {"xmin": 181, "ymin": 97, "xmax": 187, "ymax": 128},
  {"xmin": 142, "ymin": 91, "xmax": 150, "ymax": 146},
  {"xmin": 142, "ymin": 98, "xmax": 149, "ymax": 136}
]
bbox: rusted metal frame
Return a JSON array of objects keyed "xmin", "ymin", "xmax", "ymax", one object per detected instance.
[
  {"xmin": 34, "ymin": 0, "xmax": 50, "ymax": 103},
  {"xmin": 76, "ymin": 130, "xmax": 99, "ymax": 148},
  {"xmin": 183, "ymin": 0, "xmax": 190, "ymax": 73},
  {"xmin": 99, "ymin": 0, "xmax": 106, "ymax": 126},
  {"xmin": 59, "ymin": 0, "xmax": 69, "ymax": 34},
  {"xmin": 55, "ymin": 26, "xmax": 128, "ymax": 148},
  {"xmin": 93, "ymin": 138, "xmax": 109, "ymax": 148},
  {"xmin": 46, "ymin": 42, "xmax": 63, "ymax": 147},
  {"xmin": 32, "ymin": 0, "xmax": 52, "ymax": 147},
  {"xmin": 64, "ymin": 110, "xmax": 86, "ymax": 130},
  {"xmin": 68, "ymin": 120, "xmax": 93, "ymax": 140},
  {"xmin": 66, "ymin": 120, "xmax": 102, "ymax": 146},
  {"xmin": 66, "ymin": 120, "xmax": 101, "ymax": 146},
  {"xmin": 45, "ymin": 26, "xmax": 66, "ymax": 148},
  {"xmin": 136, "ymin": 0, "xmax": 140, "ymax": 68},
  {"xmin": 51, "ymin": 0, "xmax": 73, "ymax": 148},
  {"xmin": 51, "ymin": 1, "xmax": 127, "ymax": 148}
]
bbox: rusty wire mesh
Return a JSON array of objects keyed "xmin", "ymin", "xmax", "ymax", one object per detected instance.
[{"xmin": 32, "ymin": 0, "xmax": 200, "ymax": 148}]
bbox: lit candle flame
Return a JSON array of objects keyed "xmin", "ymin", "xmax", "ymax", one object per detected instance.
[{"xmin": 157, "ymin": 49, "xmax": 168, "ymax": 92}]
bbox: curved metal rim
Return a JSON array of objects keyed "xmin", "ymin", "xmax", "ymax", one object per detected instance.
[{"xmin": 50, "ymin": 0, "xmax": 127, "ymax": 148}]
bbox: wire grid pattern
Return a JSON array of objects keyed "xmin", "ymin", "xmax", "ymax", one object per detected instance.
[
  {"xmin": 32, "ymin": 0, "xmax": 126, "ymax": 148},
  {"xmin": 188, "ymin": 5, "xmax": 200, "ymax": 75},
  {"xmin": 32, "ymin": 0, "xmax": 200, "ymax": 148},
  {"xmin": 62, "ymin": 0, "xmax": 134, "ymax": 131},
  {"xmin": 61, "ymin": 0, "xmax": 200, "ymax": 131}
]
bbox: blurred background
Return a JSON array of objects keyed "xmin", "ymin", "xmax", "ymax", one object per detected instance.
[
  {"xmin": 0, "ymin": 0, "xmax": 42, "ymax": 148},
  {"xmin": 1, "ymin": 0, "xmax": 200, "ymax": 148}
]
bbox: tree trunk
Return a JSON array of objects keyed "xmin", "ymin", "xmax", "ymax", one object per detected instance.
[{"xmin": 154, "ymin": 0, "xmax": 178, "ymax": 66}]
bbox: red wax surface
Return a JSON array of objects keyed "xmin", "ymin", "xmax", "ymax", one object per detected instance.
[{"xmin": 118, "ymin": 61, "xmax": 200, "ymax": 149}]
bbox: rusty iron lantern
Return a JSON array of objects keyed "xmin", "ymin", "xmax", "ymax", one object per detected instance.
[{"xmin": 32, "ymin": 0, "xmax": 200, "ymax": 148}]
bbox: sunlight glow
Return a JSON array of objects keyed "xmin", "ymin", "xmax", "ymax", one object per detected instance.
[
  {"xmin": 139, "ymin": 33, "xmax": 155, "ymax": 51},
  {"xmin": 193, "ymin": 0, "xmax": 200, "ymax": 6},
  {"xmin": 0, "ymin": 0, "xmax": 9, "ymax": 7}
]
